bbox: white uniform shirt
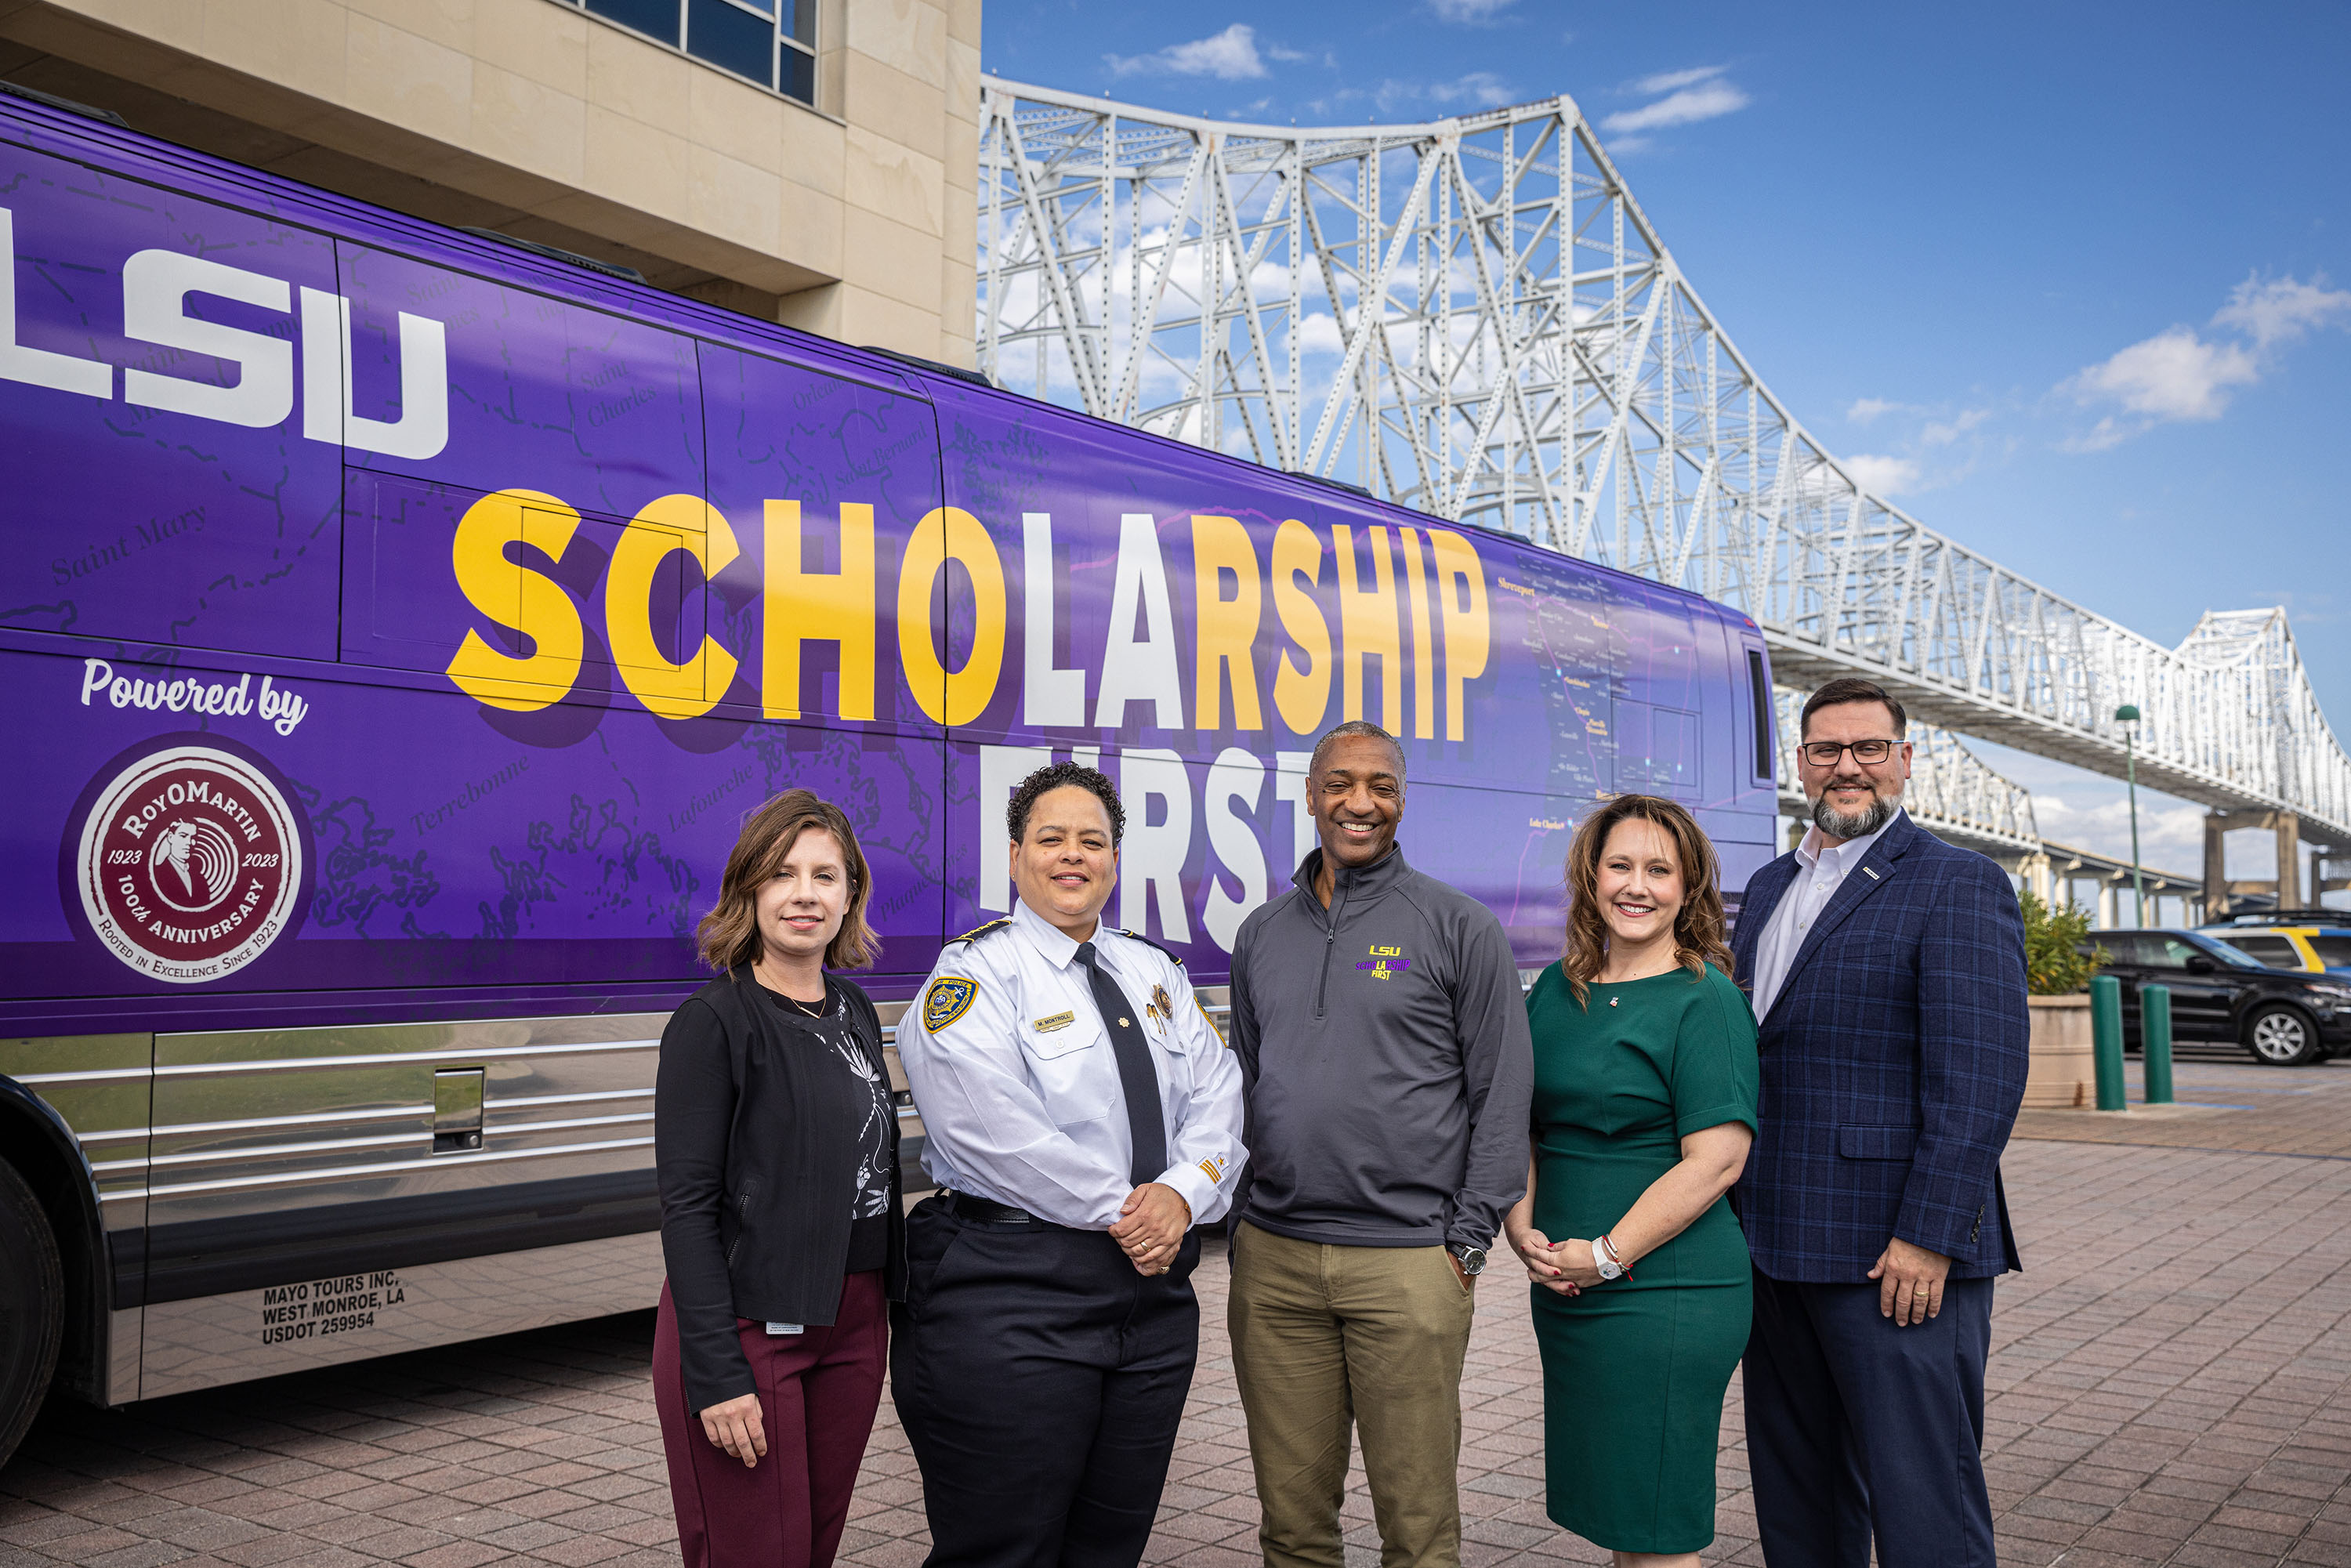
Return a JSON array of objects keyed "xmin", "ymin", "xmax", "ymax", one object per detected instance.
[
  {"xmin": 900, "ymin": 898, "xmax": 1248, "ymax": 1229},
  {"xmin": 1750, "ymin": 809, "xmax": 1904, "ymax": 1020}
]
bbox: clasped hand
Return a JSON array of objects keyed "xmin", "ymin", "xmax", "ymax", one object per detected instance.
[
  {"xmin": 1108, "ymin": 1182, "xmax": 1188, "ymax": 1276},
  {"xmin": 1504, "ymin": 1222, "xmax": 1610, "ymax": 1295}
]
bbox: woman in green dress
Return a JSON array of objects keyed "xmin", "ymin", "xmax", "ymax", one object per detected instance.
[{"xmin": 1504, "ymin": 794, "xmax": 1759, "ymax": 1567}]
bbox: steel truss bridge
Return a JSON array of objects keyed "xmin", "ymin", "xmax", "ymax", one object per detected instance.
[{"xmin": 974, "ymin": 78, "xmax": 2351, "ymax": 852}]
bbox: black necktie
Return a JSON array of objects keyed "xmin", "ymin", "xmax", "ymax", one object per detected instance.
[{"xmin": 1075, "ymin": 940, "xmax": 1168, "ymax": 1189}]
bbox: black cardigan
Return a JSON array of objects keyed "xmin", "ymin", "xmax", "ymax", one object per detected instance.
[{"xmin": 655, "ymin": 969, "xmax": 907, "ymax": 1414}]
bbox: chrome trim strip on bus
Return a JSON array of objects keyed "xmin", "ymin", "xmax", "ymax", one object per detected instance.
[
  {"xmin": 78, "ymin": 1088, "xmax": 662, "ymax": 1153},
  {"xmin": 483, "ymin": 1088, "xmax": 654, "ymax": 1110},
  {"xmin": 109, "ymin": 1134, "xmax": 657, "ymax": 1202},
  {"xmin": 147, "ymin": 1037, "xmax": 661, "ymax": 1077}
]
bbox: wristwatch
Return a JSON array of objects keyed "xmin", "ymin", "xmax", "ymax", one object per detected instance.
[
  {"xmin": 1449, "ymin": 1244, "xmax": 1487, "ymax": 1276},
  {"xmin": 1592, "ymin": 1233, "xmax": 1625, "ymax": 1281}
]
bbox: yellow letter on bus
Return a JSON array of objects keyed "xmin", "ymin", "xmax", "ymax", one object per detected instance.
[
  {"xmin": 1191, "ymin": 515, "xmax": 1262, "ymax": 730},
  {"xmin": 607, "ymin": 494, "xmax": 741, "ymax": 721},
  {"xmin": 446, "ymin": 487, "xmax": 584, "ymax": 712},
  {"xmin": 1429, "ymin": 529, "xmax": 1489, "ymax": 742},
  {"xmin": 898, "ymin": 506, "xmax": 1005, "ymax": 726},
  {"xmin": 1270, "ymin": 519, "xmax": 1330, "ymax": 736},
  {"xmin": 764, "ymin": 499, "xmax": 876, "ymax": 721},
  {"xmin": 1334, "ymin": 524, "xmax": 1402, "ymax": 733}
]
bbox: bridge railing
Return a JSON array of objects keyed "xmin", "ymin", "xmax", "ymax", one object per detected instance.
[{"xmin": 976, "ymin": 78, "xmax": 2351, "ymax": 843}]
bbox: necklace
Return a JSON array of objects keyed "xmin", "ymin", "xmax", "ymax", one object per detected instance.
[{"xmin": 777, "ymin": 987, "xmax": 828, "ymax": 1019}]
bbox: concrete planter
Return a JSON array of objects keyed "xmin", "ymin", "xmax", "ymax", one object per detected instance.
[{"xmin": 2024, "ymin": 994, "xmax": 2097, "ymax": 1109}]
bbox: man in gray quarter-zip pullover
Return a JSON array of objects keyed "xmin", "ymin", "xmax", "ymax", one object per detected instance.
[{"xmin": 1226, "ymin": 721, "xmax": 1534, "ymax": 1568}]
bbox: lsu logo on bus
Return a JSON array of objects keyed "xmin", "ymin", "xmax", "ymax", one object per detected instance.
[{"xmin": 73, "ymin": 744, "xmax": 306, "ymax": 983}]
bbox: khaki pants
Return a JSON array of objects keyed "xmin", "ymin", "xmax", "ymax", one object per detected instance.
[{"xmin": 1228, "ymin": 1220, "xmax": 1476, "ymax": 1568}]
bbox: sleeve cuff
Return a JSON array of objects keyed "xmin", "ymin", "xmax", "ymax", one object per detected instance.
[{"xmin": 1156, "ymin": 1158, "xmax": 1222, "ymax": 1222}]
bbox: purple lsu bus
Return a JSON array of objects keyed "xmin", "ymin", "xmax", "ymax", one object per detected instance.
[{"xmin": 0, "ymin": 92, "xmax": 1779, "ymax": 1453}]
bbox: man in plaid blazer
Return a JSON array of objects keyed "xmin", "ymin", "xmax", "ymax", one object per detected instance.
[{"xmin": 1730, "ymin": 676, "xmax": 2029, "ymax": 1568}]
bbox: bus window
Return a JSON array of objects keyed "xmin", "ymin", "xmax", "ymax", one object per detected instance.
[{"xmin": 1745, "ymin": 650, "xmax": 1774, "ymax": 781}]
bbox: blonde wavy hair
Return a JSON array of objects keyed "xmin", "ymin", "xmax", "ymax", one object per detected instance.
[
  {"xmin": 695, "ymin": 790, "xmax": 881, "ymax": 973},
  {"xmin": 1560, "ymin": 794, "xmax": 1733, "ymax": 1006}
]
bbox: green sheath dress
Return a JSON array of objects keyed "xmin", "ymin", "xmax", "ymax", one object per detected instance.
[{"xmin": 1524, "ymin": 961, "xmax": 1759, "ymax": 1555}]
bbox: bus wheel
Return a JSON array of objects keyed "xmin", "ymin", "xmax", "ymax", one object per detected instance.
[{"xmin": 0, "ymin": 1159, "xmax": 63, "ymax": 1470}]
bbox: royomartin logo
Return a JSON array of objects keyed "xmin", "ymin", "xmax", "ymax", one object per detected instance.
[{"xmin": 76, "ymin": 745, "xmax": 304, "ymax": 983}]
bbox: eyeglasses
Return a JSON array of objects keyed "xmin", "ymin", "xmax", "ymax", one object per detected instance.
[{"xmin": 1798, "ymin": 739, "xmax": 1898, "ymax": 767}]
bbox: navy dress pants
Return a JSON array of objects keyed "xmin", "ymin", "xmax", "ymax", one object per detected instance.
[
  {"xmin": 1744, "ymin": 1267, "xmax": 1997, "ymax": 1568},
  {"xmin": 890, "ymin": 1195, "xmax": 1202, "ymax": 1568}
]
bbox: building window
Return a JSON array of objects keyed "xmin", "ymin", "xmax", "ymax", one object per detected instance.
[{"xmin": 570, "ymin": 0, "xmax": 817, "ymax": 106}]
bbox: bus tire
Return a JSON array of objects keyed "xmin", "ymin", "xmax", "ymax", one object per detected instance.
[{"xmin": 0, "ymin": 1157, "xmax": 63, "ymax": 1470}]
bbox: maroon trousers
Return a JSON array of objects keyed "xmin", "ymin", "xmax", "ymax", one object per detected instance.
[{"xmin": 654, "ymin": 1272, "xmax": 889, "ymax": 1568}]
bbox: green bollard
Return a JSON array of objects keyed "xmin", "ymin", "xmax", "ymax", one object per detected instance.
[
  {"xmin": 2090, "ymin": 974, "xmax": 2127, "ymax": 1112},
  {"xmin": 2142, "ymin": 985, "xmax": 2175, "ymax": 1106}
]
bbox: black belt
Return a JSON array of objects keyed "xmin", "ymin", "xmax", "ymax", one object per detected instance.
[{"xmin": 946, "ymin": 1191, "xmax": 1045, "ymax": 1226}]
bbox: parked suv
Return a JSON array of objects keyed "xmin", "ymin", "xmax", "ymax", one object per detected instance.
[
  {"xmin": 2198, "ymin": 911, "xmax": 2351, "ymax": 978},
  {"xmin": 2082, "ymin": 928, "xmax": 2351, "ymax": 1066}
]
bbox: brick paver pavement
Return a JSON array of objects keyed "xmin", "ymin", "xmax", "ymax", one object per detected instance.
[
  {"xmin": 2012, "ymin": 1054, "xmax": 2351, "ymax": 1161},
  {"xmin": 8, "ymin": 1077, "xmax": 2351, "ymax": 1567}
]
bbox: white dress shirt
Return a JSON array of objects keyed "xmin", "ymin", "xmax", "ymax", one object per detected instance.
[
  {"xmin": 1750, "ymin": 809, "xmax": 1904, "ymax": 1020},
  {"xmin": 898, "ymin": 898, "xmax": 1248, "ymax": 1229}
]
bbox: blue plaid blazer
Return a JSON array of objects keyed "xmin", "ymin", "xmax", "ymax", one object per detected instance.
[{"xmin": 1730, "ymin": 810, "xmax": 2029, "ymax": 1283}]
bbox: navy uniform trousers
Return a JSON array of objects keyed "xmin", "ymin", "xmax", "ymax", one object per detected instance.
[
  {"xmin": 890, "ymin": 1194, "xmax": 1204, "ymax": 1568},
  {"xmin": 1744, "ymin": 1267, "xmax": 1998, "ymax": 1568}
]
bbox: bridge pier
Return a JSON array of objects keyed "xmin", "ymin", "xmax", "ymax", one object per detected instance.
[{"xmin": 2204, "ymin": 809, "xmax": 2307, "ymax": 917}]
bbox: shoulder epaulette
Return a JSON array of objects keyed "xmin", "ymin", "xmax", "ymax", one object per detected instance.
[
  {"xmin": 1115, "ymin": 927, "xmax": 1186, "ymax": 966},
  {"xmin": 945, "ymin": 917, "xmax": 1012, "ymax": 946}
]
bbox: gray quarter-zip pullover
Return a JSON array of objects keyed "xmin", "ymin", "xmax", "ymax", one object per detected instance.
[{"xmin": 1227, "ymin": 846, "xmax": 1534, "ymax": 1251}]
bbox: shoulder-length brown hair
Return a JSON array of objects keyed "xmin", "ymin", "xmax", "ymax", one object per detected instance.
[
  {"xmin": 695, "ymin": 790, "xmax": 881, "ymax": 973},
  {"xmin": 1560, "ymin": 794, "xmax": 1733, "ymax": 1006}
]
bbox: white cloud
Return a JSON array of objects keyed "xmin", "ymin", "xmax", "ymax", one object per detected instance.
[
  {"xmin": 1602, "ymin": 78, "xmax": 1749, "ymax": 135},
  {"xmin": 2059, "ymin": 272, "xmax": 2351, "ymax": 451},
  {"xmin": 1630, "ymin": 64, "xmax": 1726, "ymax": 96},
  {"xmin": 1844, "ymin": 454, "xmax": 1920, "ymax": 495},
  {"xmin": 1264, "ymin": 43, "xmax": 1310, "ymax": 63},
  {"xmin": 2067, "ymin": 325, "xmax": 2256, "ymax": 422},
  {"xmin": 1106, "ymin": 24, "xmax": 1268, "ymax": 81},
  {"xmin": 2212, "ymin": 273, "xmax": 2351, "ymax": 349},
  {"xmin": 1921, "ymin": 407, "xmax": 1991, "ymax": 447},
  {"xmin": 1846, "ymin": 397, "xmax": 1903, "ymax": 425},
  {"xmin": 1429, "ymin": 0, "xmax": 1516, "ymax": 20}
]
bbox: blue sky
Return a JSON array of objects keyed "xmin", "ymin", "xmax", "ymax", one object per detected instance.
[{"xmin": 980, "ymin": 1, "xmax": 2351, "ymax": 889}]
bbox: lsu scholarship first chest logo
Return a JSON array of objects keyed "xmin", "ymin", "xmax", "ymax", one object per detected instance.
[{"xmin": 75, "ymin": 746, "xmax": 305, "ymax": 983}]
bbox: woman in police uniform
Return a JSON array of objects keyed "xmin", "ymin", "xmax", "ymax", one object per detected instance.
[{"xmin": 893, "ymin": 761, "xmax": 1248, "ymax": 1568}]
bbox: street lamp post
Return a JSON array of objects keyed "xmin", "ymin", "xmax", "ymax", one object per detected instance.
[{"xmin": 2117, "ymin": 704, "xmax": 2145, "ymax": 925}]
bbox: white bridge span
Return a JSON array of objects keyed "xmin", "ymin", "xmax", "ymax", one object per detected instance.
[{"xmin": 974, "ymin": 78, "xmax": 2351, "ymax": 852}]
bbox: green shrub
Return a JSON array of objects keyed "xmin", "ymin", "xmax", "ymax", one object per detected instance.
[{"xmin": 2020, "ymin": 889, "xmax": 2106, "ymax": 995}]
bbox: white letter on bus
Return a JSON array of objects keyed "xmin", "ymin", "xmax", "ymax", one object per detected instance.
[
  {"xmin": 299, "ymin": 286, "xmax": 449, "ymax": 460},
  {"xmin": 1201, "ymin": 748, "xmax": 1268, "ymax": 953},
  {"xmin": 123, "ymin": 251, "xmax": 294, "ymax": 427},
  {"xmin": 978, "ymin": 744, "xmax": 1052, "ymax": 914},
  {"xmin": 1118, "ymin": 748, "xmax": 1193, "ymax": 943},
  {"xmin": 1093, "ymin": 515, "xmax": 1183, "ymax": 732},
  {"xmin": 0, "ymin": 208, "xmax": 110, "ymax": 397}
]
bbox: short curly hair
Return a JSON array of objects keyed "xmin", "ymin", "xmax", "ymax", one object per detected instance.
[{"xmin": 1006, "ymin": 761, "xmax": 1125, "ymax": 846}]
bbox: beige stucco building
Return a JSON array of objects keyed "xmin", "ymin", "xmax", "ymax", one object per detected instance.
[{"xmin": 0, "ymin": 0, "xmax": 980, "ymax": 365}]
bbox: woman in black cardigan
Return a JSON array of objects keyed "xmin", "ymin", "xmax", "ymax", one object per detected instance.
[{"xmin": 653, "ymin": 788, "xmax": 904, "ymax": 1568}]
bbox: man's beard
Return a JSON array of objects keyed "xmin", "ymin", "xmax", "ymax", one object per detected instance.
[{"xmin": 1810, "ymin": 785, "xmax": 1898, "ymax": 841}]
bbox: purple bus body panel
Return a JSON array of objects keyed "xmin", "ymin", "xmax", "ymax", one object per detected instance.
[{"xmin": 1, "ymin": 97, "xmax": 1776, "ymax": 1038}]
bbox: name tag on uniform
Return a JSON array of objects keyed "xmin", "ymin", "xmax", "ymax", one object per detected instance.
[
  {"xmin": 765, "ymin": 1322, "xmax": 804, "ymax": 1335},
  {"xmin": 1033, "ymin": 1011, "xmax": 1075, "ymax": 1034}
]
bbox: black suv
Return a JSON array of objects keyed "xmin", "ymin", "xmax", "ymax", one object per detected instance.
[{"xmin": 2081, "ymin": 928, "xmax": 2351, "ymax": 1066}]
